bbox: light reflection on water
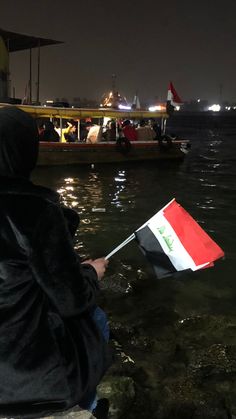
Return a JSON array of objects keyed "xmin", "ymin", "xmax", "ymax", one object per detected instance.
[{"xmin": 32, "ymin": 128, "xmax": 236, "ymax": 314}]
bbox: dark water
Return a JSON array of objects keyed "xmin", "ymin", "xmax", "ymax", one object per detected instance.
[{"xmin": 32, "ymin": 128, "xmax": 235, "ymax": 313}]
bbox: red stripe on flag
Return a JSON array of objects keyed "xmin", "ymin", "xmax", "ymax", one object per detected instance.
[
  {"xmin": 168, "ymin": 82, "xmax": 182, "ymax": 104},
  {"xmin": 163, "ymin": 200, "xmax": 224, "ymax": 266}
]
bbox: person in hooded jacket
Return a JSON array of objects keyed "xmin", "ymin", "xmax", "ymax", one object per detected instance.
[{"xmin": 0, "ymin": 106, "xmax": 112, "ymax": 419}]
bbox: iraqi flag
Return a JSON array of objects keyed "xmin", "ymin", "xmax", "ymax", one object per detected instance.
[
  {"xmin": 167, "ymin": 82, "xmax": 183, "ymax": 107},
  {"xmin": 135, "ymin": 199, "xmax": 224, "ymax": 279}
]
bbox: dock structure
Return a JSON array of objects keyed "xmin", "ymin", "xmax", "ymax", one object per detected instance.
[{"xmin": 0, "ymin": 27, "xmax": 62, "ymax": 104}]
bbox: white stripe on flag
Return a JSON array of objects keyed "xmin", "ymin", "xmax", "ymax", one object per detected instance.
[{"xmin": 167, "ymin": 90, "xmax": 173, "ymax": 101}]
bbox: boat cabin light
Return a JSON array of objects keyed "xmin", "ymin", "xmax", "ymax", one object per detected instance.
[
  {"xmin": 118, "ymin": 104, "xmax": 132, "ymax": 110},
  {"xmin": 149, "ymin": 105, "xmax": 166, "ymax": 112}
]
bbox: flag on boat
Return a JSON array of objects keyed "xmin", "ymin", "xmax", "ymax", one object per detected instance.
[
  {"xmin": 135, "ymin": 199, "xmax": 224, "ymax": 279},
  {"xmin": 167, "ymin": 82, "xmax": 183, "ymax": 107}
]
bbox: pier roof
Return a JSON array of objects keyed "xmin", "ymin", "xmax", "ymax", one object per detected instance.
[{"xmin": 0, "ymin": 28, "xmax": 63, "ymax": 52}]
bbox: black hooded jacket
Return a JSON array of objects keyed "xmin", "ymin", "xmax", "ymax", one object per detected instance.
[{"xmin": 0, "ymin": 107, "xmax": 111, "ymax": 418}]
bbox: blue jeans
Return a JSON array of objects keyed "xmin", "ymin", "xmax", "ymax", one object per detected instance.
[
  {"xmin": 92, "ymin": 306, "xmax": 110, "ymax": 343},
  {"xmin": 80, "ymin": 306, "xmax": 109, "ymax": 411}
]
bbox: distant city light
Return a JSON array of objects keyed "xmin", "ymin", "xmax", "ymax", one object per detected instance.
[
  {"xmin": 44, "ymin": 99, "xmax": 54, "ymax": 107},
  {"xmin": 208, "ymin": 104, "xmax": 221, "ymax": 112}
]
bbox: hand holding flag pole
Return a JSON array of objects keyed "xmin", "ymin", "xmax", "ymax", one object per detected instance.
[{"xmin": 105, "ymin": 199, "xmax": 224, "ymax": 279}]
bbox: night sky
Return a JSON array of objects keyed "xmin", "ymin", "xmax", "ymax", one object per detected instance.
[{"xmin": 1, "ymin": 0, "xmax": 236, "ymax": 105}]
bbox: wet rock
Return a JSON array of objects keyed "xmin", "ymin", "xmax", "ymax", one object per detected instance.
[
  {"xmin": 188, "ymin": 343, "xmax": 236, "ymax": 379},
  {"xmin": 157, "ymin": 401, "xmax": 196, "ymax": 419},
  {"xmin": 177, "ymin": 314, "xmax": 236, "ymax": 346},
  {"xmin": 97, "ymin": 376, "xmax": 135, "ymax": 419},
  {"xmin": 43, "ymin": 409, "xmax": 94, "ymax": 419},
  {"xmin": 162, "ymin": 373, "xmax": 205, "ymax": 405},
  {"xmin": 98, "ymin": 290, "xmax": 236, "ymax": 418},
  {"xmin": 193, "ymin": 404, "xmax": 229, "ymax": 419}
]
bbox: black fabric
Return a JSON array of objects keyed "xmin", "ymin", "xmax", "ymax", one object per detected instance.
[
  {"xmin": 0, "ymin": 105, "xmax": 112, "ymax": 418},
  {"xmin": 135, "ymin": 226, "xmax": 178, "ymax": 279},
  {"xmin": 0, "ymin": 177, "xmax": 112, "ymax": 418},
  {"xmin": 0, "ymin": 107, "xmax": 39, "ymax": 178}
]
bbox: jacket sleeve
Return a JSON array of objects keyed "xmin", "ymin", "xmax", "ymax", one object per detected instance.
[
  {"xmin": 31, "ymin": 202, "xmax": 100, "ymax": 318},
  {"xmin": 61, "ymin": 205, "xmax": 80, "ymax": 239}
]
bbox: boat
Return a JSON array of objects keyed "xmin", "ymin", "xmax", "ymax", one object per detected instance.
[
  {"xmin": 38, "ymin": 139, "xmax": 189, "ymax": 166},
  {"xmin": 0, "ymin": 103, "xmax": 190, "ymax": 166},
  {"xmin": 1, "ymin": 29, "xmax": 189, "ymax": 166}
]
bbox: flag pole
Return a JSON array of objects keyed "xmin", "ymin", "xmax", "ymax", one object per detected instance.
[
  {"xmin": 136, "ymin": 198, "xmax": 175, "ymax": 232},
  {"xmin": 105, "ymin": 199, "xmax": 175, "ymax": 260},
  {"xmin": 105, "ymin": 233, "xmax": 135, "ymax": 260}
]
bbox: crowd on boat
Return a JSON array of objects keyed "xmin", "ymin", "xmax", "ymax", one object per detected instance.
[{"xmin": 37, "ymin": 117, "xmax": 167, "ymax": 144}]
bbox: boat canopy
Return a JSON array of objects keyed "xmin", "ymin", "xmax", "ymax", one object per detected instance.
[
  {"xmin": 0, "ymin": 104, "xmax": 169, "ymax": 120},
  {"xmin": 0, "ymin": 28, "xmax": 62, "ymax": 52}
]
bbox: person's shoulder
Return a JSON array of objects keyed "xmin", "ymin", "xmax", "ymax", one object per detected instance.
[
  {"xmin": 0, "ymin": 177, "xmax": 59, "ymax": 203},
  {"xmin": 31, "ymin": 183, "xmax": 60, "ymax": 204},
  {"xmin": 0, "ymin": 178, "xmax": 61, "ymax": 225}
]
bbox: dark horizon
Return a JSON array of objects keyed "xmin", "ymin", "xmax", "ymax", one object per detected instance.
[{"xmin": 1, "ymin": 0, "xmax": 236, "ymax": 105}]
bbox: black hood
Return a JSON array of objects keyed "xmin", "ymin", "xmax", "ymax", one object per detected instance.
[{"xmin": 0, "ymin": 106, "xmax": 39, "ymax": 178}]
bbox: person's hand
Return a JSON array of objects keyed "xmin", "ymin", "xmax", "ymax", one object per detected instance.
[
  {"xmin": 82, "ymin": 259, "xmax": 93, "ymax": 264},
  {"xmin": 85, "ymin": 257, "xmax": 109, "ymax": 280}
]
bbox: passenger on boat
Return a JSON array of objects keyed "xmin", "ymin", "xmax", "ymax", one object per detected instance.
[
  {"xmin": 64, "ymin": 121, "xmax": 77, "ymax": 142},
  {"xmin": 79, "ymin": 122, "xmax": 89, "ymax": 142},
  {"xmin": 37, "ymin": 121, "xmax": 45, "ymax": 139},
  {"xmin": 86, "ymin": 123, "xmax": 102, "ymax": 144},
  {"xmin": 136, "ymin": 119, "xmax": 156, "ymax": 141},
  {"xmin": 39, "ymin": 121, "xmax": 60, "ymax": 142},
  {"xmin": 151, "ymin": 120, "xmax": 162, "ymax": 140},
  {"xmin": 56, "ymin": 121, "xmax": 77, "ymax": 143},
  {"xmin": 122, "ymin": 119, "xmax": 137, "ymax": 141},
  {"xmin": 103, "ymin": 120, "xmax": 116, "ymax": 141},
  {"xmin": 149, "ymin": 119, "xmax": 164, "ymax": 146},
  {"xmin": 0, "ymin": 107, "xmax": 112, "ymax": 419}
]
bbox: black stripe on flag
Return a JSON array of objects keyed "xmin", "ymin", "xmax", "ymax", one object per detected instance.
[{"xmin": 135, "ymin": 225, "xmax": 190, "ymax": 279}]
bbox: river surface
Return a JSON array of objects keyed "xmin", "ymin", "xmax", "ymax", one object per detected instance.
[{"xmin": 33, "ymin": 127, "xmax": 235, "ymax": 309}]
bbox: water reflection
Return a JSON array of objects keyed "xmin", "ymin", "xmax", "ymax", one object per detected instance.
[
  {"xmin": 47, "ymin": 168, "xmax": 141, "ymax": 262},
  {"xmin": 32, "ymin": 128, "xmax": 236, "ymax": 307},
  {"xmin": 57, "ymin": 177, "xmax": 80, "ymax": 208},
  {"xmin": 111, "ymin": 170, "xmax": 127, "ymax": 210}
]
